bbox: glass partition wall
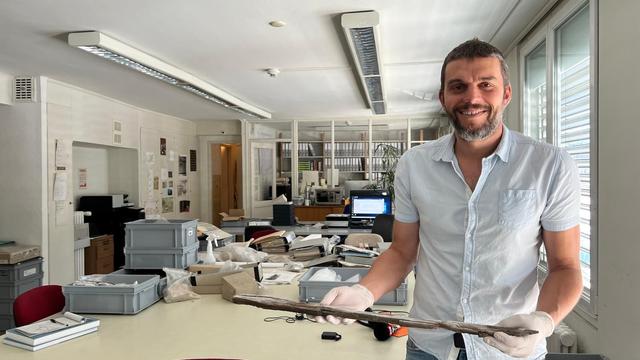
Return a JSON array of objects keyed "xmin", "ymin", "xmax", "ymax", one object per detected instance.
[
  {"xmin": 246, "ymin": 118, "xmax": 445, "ymax": 213},
  {"xmin": 247, "ymin": 122, "xmax": 292, "ymax": 217}
]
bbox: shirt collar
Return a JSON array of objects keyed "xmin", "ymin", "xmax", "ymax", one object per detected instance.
[{"xmin": 432, "ymin": 124, "xmax": 511, "ymax": 163}]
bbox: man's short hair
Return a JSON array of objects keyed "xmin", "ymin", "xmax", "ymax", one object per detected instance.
[{"xmin": 440, "ymin": 38, "xmax": 509, "ymax": 92}]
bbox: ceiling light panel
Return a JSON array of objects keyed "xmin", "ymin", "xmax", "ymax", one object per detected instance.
[
  {"xmin": 349, "ymin": 28, "xmax": 379, "ymax": 76},
  {"xmin": 68, "ymin": 31, "xmax": 270, "ymax": 119},
  {"xmin": 341, "ymin": 11, "xmax": 386, "ymax": 115}
]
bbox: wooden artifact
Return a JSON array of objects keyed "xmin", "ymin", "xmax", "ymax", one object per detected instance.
[{"xmin": 232, "ymin": 294, "xmax": 537, "ymax": 338}]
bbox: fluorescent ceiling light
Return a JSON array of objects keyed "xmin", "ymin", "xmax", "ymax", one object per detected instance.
[
  {"xmin": 341, "ymin": 11, "xmax": 386, "ymax": 115},
  {"xmin": 68, "ymin": 31, "xmax": 271, "ymax": 119}
]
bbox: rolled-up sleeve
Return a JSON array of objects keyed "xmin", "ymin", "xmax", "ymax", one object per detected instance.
[
  {"xmin": 541, "ymin": 149, "xmax": 581, "ymax": 231},
  {"xmin": 393, "ymin": 152, "xmax": 419, "ymax": 223}
]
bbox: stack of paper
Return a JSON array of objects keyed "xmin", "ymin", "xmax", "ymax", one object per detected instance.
[
  {"xmin": 3, "ymin": 312, "xmax": 100, "ymax": 351},
  {"xmin": 337, "ymin": 244, "xmax": 380, "ymax": 266},
  {"xmin": 289, "ymin": 235, "xmax": 331, "ymax": 261}
]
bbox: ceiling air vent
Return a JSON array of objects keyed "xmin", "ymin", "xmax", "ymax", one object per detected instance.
[
  {"xmin": 113, "ymin": 120, "xmax": 123, "ymax": 145},
  {"xmin": 14, "ymin": 76, "xmax": 37, "ymax": 103}
]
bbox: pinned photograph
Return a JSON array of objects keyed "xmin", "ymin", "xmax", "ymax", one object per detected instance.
[
  {"xmin": 177, "ymin": 179, "xmax": 188, "ymax": 196},
  {"xmin": 160, "ymin": 138, "xmax": 167, "ymax": 156},
  {"xmin": 179, "ymin": 155, "xmax": 187, "ymax": 175},
  {"xmin": 162, "ymin": 197, "xmax": 174, "ymax": 213}
]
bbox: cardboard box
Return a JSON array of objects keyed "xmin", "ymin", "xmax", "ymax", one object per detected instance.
[
  {"xmin": 222, "ymin": 272, "xmax": 259, "ymax": 302},
  {"xmin": 218, "ymin": 209, "xmax": 245, "ymax": 222},
  {"xmin": 0, "ymin": 244, "xmax": 41, "ymax": 264},
  {"xmin": 191, "ymin": 270, "xmax": 243, "ymax": 294},
  {"xmin": 188, "ymin": 262, "xmax": 263, "ymax": 282}
]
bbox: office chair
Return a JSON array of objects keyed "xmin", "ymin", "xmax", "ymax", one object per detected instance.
[
  {"xmin": 372, "ymin": 214, "xmax": 394, "ymax": 242},
  {"xmin": 244, "ymin": 225, "xmax": 277, "ymax": 242},
  {"xmin": 13, "ymin": 285, "xmax": 66, "ymax": 326}
]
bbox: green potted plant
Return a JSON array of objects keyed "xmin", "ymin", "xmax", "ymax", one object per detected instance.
[{"xmin": 366, "ymin": 143, "xmax": 401, "ymax": 202}]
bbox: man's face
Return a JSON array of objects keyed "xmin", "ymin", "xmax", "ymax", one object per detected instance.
[{"xmin": 439, "ymin": 57, "xmax": 512, "ymax": 142}]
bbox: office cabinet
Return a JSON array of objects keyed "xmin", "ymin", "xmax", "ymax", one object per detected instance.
[
  {"xmin": 295, "ymin": 205, "xmax": 344, "ymax": 222},
  {"xmin": 84, "ymin": 235, "xmax": 114, "ymax": 274}
]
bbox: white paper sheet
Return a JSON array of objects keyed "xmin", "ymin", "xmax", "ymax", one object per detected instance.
[{"xmin": 53, "ymin": 172, "xmax": 67, "ymax": 201}]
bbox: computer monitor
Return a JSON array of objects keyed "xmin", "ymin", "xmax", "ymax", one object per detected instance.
[{"xmin": 349, "ymin": 190, "xmax": 392, "ymax": 227}]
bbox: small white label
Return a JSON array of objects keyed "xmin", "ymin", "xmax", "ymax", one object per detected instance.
[{"xmin": 23, "ymin": 268, "xmax": 37, "ymax": 277}]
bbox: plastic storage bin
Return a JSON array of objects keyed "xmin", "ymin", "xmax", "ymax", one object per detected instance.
[
  {"xmin": 124, "ymin": 242, "xmax": 198, "ymax": 270},
  {"xmin": 0, "ymin": 314, "xmax": 14, "ymax": 331},
  {"xmin": 0, "ymin": 257, "xmax": 43, "ymax": 300},
  {"xmin": 298, "ymin": 267, "xmax": 408, "ymax": 305},
  {"xmin": 109, "ymin": 269, "xmax": 168, "ymax": 298},
  {"xmin": 0, "ymin": 256, "xmax": 43, "ymax": 283},
  {"xmin": 125, "ymin": 219, "xmax": 197, "ymax": 249},
  {"xmin": 0, "ymin": 257, "xmax": 43, "ymax": 330},
  {"xmin": 62, "ymin": 274, "xmax": 161, "ymax": 314}
]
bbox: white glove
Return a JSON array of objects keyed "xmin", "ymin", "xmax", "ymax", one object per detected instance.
[
  {"xmin": 315, "ymin": 284, "xmax": 374, "ymax": 325},
  {"xmin": 484, "ymin": 311, "xmax": 555, "ymax": 358}
]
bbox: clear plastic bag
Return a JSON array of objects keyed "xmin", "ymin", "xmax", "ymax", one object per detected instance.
[
  {"xmin": 162, "ymin": 267, "xmax": 200, "ymax": 303},
  {"xmin": 213, "ymin": 242, "xmax": 268, "ymax": 262}
]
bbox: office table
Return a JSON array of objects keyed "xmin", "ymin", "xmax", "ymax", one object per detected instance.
[{"xmin": 0, "ymin": 272, "xmax": 413, "ymax": 359}]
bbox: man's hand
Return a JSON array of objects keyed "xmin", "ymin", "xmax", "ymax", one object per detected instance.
[
  {"xmin": 315, "ymin": 284, "xmax": 374, "ymax": 325},
  {"xmin": 484, "ymin": 311, "xmax": 555, "ymax": 358}
]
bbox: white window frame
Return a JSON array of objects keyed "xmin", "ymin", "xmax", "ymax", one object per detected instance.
[{"xmin": 519, "ymin": 0, "xmax": 598, "ymax": 321}]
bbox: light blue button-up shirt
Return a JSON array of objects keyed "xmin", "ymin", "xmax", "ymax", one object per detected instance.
[{"xmin": 394, "ymin": 126, "xmax": 580, "ymax": 360}]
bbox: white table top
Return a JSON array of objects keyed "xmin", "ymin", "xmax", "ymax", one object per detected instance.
[{"xmin": 1, "ymin": 272, "xmax": 413, "ymax": 359}]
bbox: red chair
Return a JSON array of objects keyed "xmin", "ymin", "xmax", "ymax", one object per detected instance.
[
  {"xmin": 250, "ymin": 229, "xmax": 279, "ymax": 241},
  {"xmin": 13, "ymin": 285, "xmax": 65, "ymax": 326},
  {"xmin": 244, "ymin": 225, "xmax": 278, "ymax": 241}
]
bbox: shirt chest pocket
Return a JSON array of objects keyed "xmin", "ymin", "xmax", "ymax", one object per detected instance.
[{"xmin": 498, "ymin": 190, "xmax": 537, "ymax": 228}]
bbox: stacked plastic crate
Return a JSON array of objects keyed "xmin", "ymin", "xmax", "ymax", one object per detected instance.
[
  {"xmin": 0, "ymin": 256, "xmax": 43, "ymax": 330},
  {"xmin": 123, "ymin": 219, "xmax": 199, "ymax": 270}
]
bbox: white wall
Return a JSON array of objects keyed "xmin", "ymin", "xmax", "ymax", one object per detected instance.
[
  {"xmin": 0, "ymin": 71, "xmax": 12, "ymax": 105},
  {"xmin": 195, "ymin": 119, "xmax": 241, "ymax": 136},
  {"xmin": 503, "ymin": 50, "xmax": 521, "ymax": 132},
  {"xmin": 108, "ymin": 147, "xmax": 139, "ymax": 206},
  {"xmin": 504, "ymin": 1, "xmax": 640, "ymax": 357},
  {"xmin": 72, "ymin": 145, "xmax": 109, "ymax": 204},
  {"xmin": 45, "ymin": 79, "xmax": 199, "ymax": 284},
  {"xmin": 0, "ymin": 85, "xmax": 46, "ymax": 251}
]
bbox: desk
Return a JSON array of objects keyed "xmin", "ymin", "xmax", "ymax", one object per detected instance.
[
  {"xmin": 295, "ymin": 205, "xmax": 344, "ymax": 221},
  {"xmin": 0, "ymin": 272, "xmax": 413, "ymax": 359}
]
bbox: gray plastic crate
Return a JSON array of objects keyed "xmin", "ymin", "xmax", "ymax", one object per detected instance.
[
  {"xmin": 125, "ymin": 219, "xmax": 198, "ymax": 249},
  {"xmin": 0, "ymin": 257, "xmax": 43, "ymax": 283},
  {"xmin": 124, "ymin": 242, "xmax": 198, "ymax": 270},
  {"xmin": 0, "ymin": 314, "xmax": 15, "ymax": 331},
  {"xmin": 109, "ymin": 269, "xmax": 168, "ymax": 298},
  {"xmin": 0, "ymin": 298, "xmax": 12, "ymax": 315},
  {"xmin": 0, "ymin": 275, "xmax": 42, "ymax": 299},
  {"xmin": 62, "ymin": 274, "xmax": 161, "ymax": 314},
  {"xmin": 298, "ymin": 267, "xmax": 407, "ymax": 305}
]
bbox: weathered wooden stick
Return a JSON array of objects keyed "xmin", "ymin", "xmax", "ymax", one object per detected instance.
[{"xmin": 232, "ymin": 294, "xmax": 537, "ymax": 338}]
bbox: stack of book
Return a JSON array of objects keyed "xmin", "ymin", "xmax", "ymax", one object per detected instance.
[
  {"xmin": 3, "ymin": 312, "xmax": 100, "ymax": 351},
  {"xmin": 289, "ymin": 235, "xmax": 331, "ymax": 261},
  {"xmin": 248, "ymin": 231, "xmax": 295, "ymax": 254}
]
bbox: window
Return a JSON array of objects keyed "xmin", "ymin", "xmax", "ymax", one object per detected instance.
[{"xmin": 520, "ymin": 0, "xmax": 597, "ymax": 315}]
